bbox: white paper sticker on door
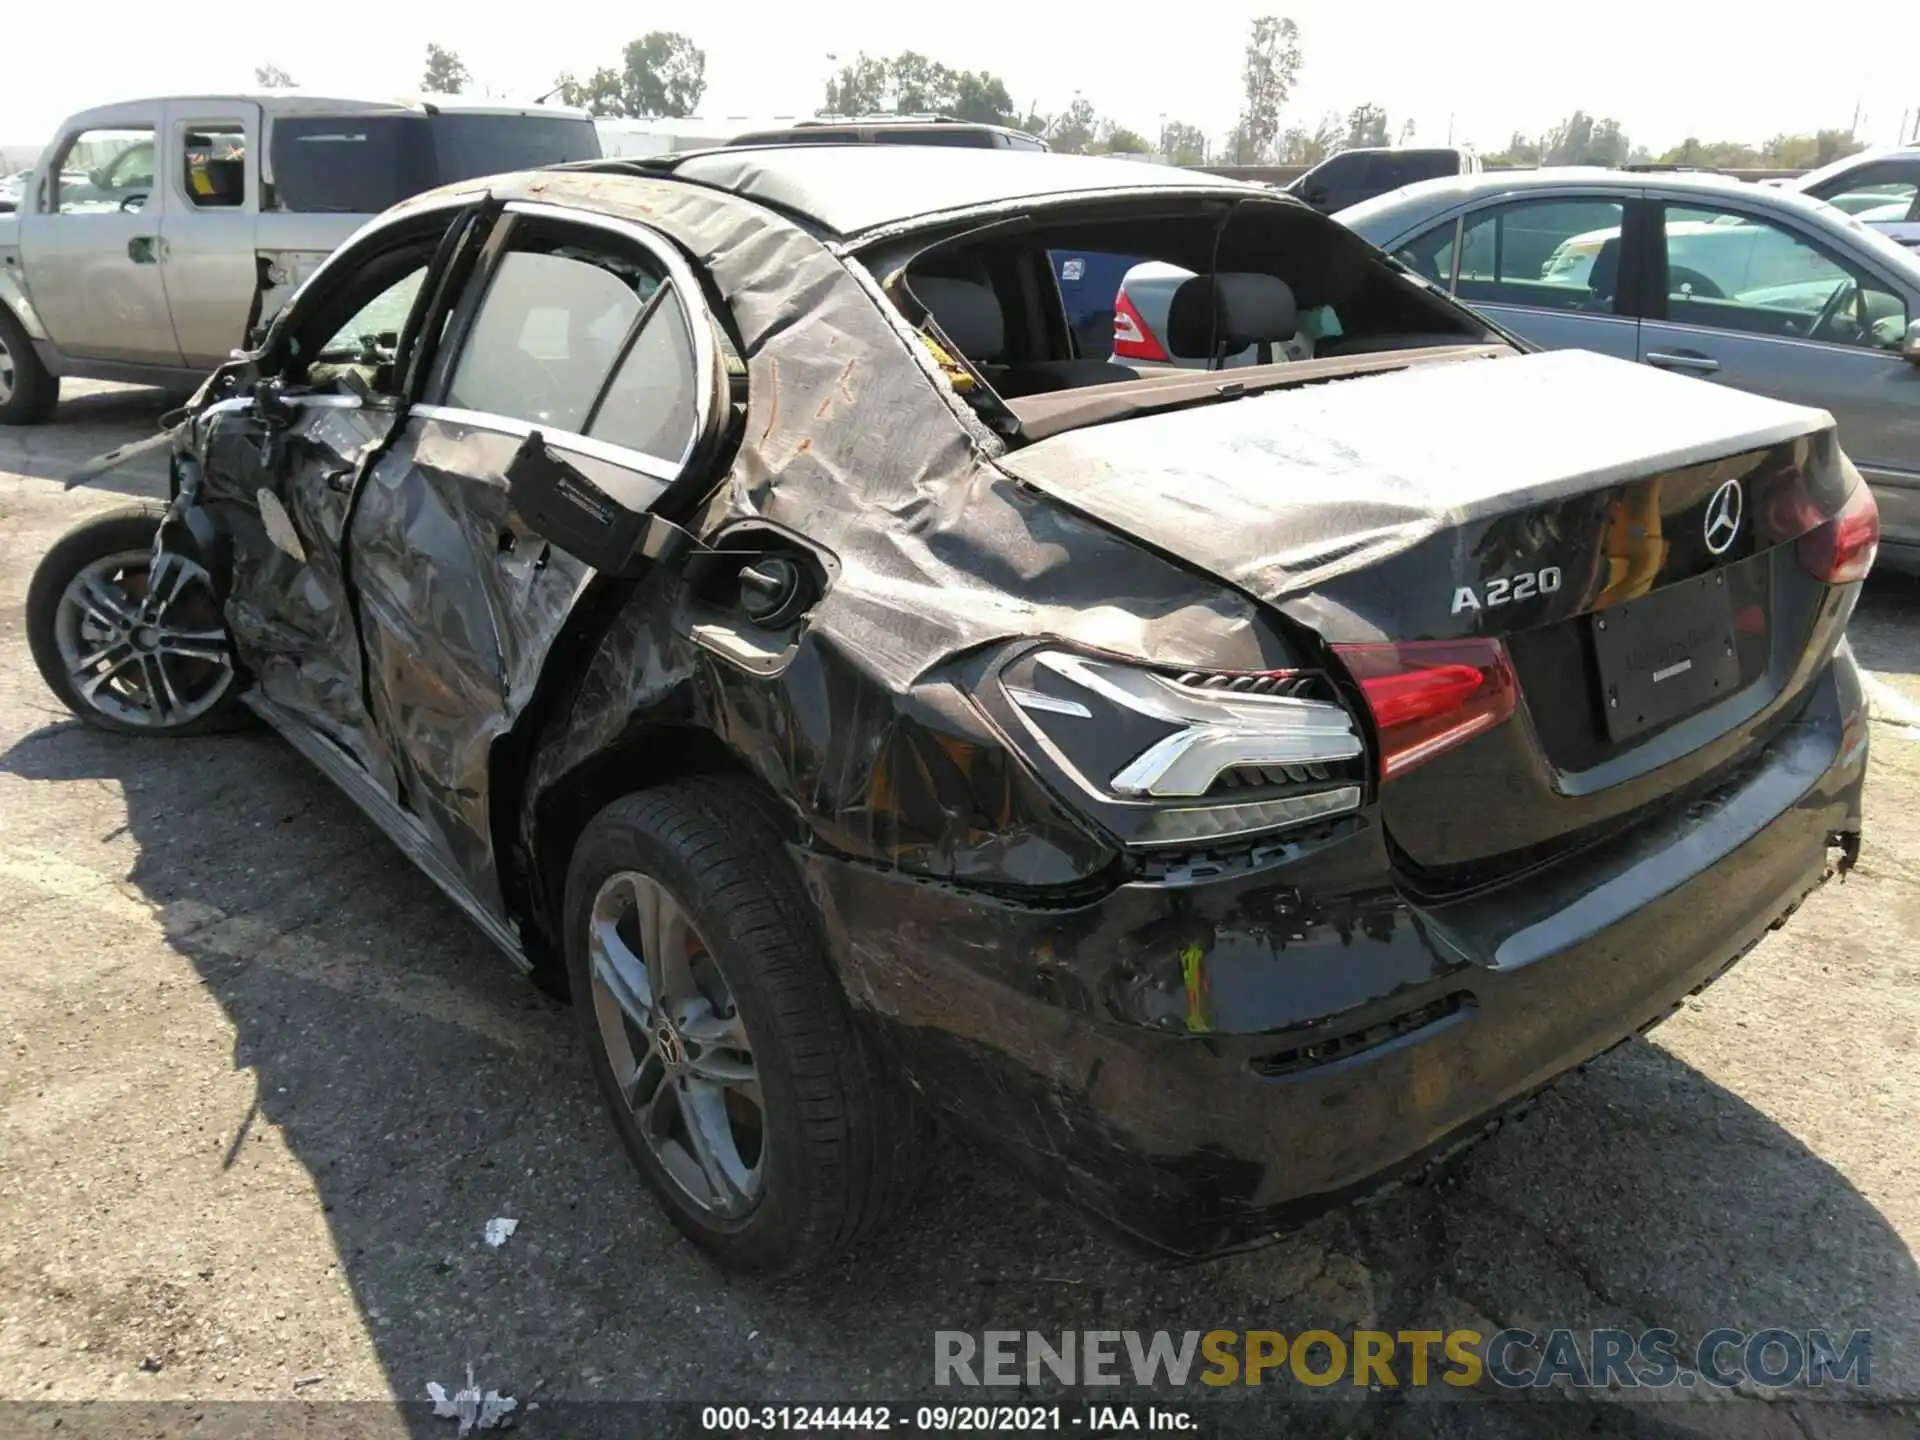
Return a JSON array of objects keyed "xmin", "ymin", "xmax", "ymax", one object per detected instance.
[{"xmin": 257, "ymin": 489, "xmax": 306, "ymax": 563}]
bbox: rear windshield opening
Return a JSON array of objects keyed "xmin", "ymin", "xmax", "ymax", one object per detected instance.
[{"xmin": 877, "ymin": 197, "xmax": 1505, "ymax": 440}]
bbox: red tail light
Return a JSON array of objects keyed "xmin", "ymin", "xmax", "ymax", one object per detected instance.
[
  {"xmin": 1112, "ymin": 290, "xmax": 1170, "ymax": 362},
  {"xmin": 1797, "ymin": 482, "xmax": 1879, "ymax": 584},
  {"xmin": 1333, "ymin": 639, "xmax": 1519, "ymax": 780}
]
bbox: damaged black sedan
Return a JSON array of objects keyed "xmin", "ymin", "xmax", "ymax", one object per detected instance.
[{"xmin": 27, "ymin": 147, "xmax": 1877, "ymax": 1275}]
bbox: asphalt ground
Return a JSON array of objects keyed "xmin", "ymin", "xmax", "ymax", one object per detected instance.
[{"xmin": 1, "ymin": 384, "xmax": 1917, "ymax": 1439}]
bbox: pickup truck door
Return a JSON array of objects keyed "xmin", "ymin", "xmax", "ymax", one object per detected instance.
[
  {"xmin": 159, "ymin": 100, "xmax": 261, "ymax": 367},
  {"xmin": 17, "ymin": 102, "xmax": 184, "ymax": 367}
]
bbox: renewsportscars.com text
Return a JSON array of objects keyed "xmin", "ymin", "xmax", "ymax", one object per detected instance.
[{"xmin": 934, "ymin": 1328, "xmax": 1872, "ymax": 1391}]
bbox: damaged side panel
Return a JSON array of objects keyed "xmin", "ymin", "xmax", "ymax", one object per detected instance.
[
  {"xmin": 349, "ymin": 416, "xmax": 595, "ymax": 917},
  {"xmin": 195, "ymin": 397, "xmax": 396, "ymax": 783}
]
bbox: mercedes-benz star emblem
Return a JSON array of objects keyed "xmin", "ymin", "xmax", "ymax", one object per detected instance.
[
  {"xmin": 1703, "ymin": 479, "xmax": 1743, "ymax": 556},
  {"xmin": 655, "ymin": 1021, "xmax": 687, "ymax": 1071}
]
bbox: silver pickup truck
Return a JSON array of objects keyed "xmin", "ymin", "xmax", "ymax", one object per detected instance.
[{"xmin": 0, "ymin": 91, "xmax": 600, "ymax": 424}]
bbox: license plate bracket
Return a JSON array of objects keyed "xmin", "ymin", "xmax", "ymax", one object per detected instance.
[{"xmin": 1591, "ymin": 569, "xmax": 1741, "ymax": 743}]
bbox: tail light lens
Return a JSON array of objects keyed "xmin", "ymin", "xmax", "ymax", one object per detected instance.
[
  {"xmin": 1797, "ymin": 482, "xmax": 1879, "ymax": 585},
  {"xmin": 1333, "ymin": 638, "xmax": 1518, "ymax": 780},
  {"xmin": 1112, "ymin": 290, "xmax": 1170, "ymax": 362}
]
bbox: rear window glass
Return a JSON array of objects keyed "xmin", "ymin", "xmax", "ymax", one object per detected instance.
[
  {"xmin": 268, "ymin": 113, "xmax": 600, "ymax": 214},
  {"xmin": 875, "ymin": 129, "xmax": 998, "ymax": 148},
  {"xmin": 430, "ymin": 114, "xmax": 601, "ymax": 179}
]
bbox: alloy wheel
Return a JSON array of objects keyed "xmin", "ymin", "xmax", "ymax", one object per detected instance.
[
  {"xmin": 53, "ymin": 547, "xmax": 234, "ymax": 729},
  {"xmin": 0, "ymin": 333, "xmax": 15, "ymax": 406},
  {"xmin": 587, "ymin": 870, "xmax": 766, "ymax": 1218}
]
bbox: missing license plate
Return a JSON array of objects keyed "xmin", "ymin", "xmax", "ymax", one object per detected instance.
[{"xmin": 1591, "ymin": 568, "xmax": 1741, "ymax": 743}]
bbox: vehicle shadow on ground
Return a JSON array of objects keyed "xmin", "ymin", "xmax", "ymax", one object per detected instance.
[
  {"xmin": 1851, "ymin": 572, "xmax": 1920, "ymax": 681},
  {"xmin": 0, "ymin": 387, "xmax": 175, "ymax": 492},
  {"xmin": 2, "ymin": 717, "xmax": 1915, "ymax": 1438}
]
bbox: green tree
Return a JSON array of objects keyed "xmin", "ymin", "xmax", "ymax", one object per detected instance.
[
  {"xmin": 556, "ymin": 67, "xmax": 627, "ymax": 116},
  {"xmin": 1485, "ymin": 130, "xmax": 1541, "ymax": 167},
  {"xmin": 1234, "ymin": 15, "xmax": 1303, "ymax": 164},
  {"xmin": 254, "ymin": 63, "xmax": 295, "ymax": 88},
  {"xmin": 619, "ymin": 32, "xmax": 707, "ymax": 117},
  {"xmin": 822, "ymin": 53, "xmax": 890, "ymax": 114},
  {"xmin": 950, "ymin": 70, "xmax": 1017, "ymax": 127},
  {"xmin": 1048, "ymin": 96, "xmax": 1100, "ymax": 155},
  {"xmin": 888, "ymin": 52, "xmax": 951, "ymax": 112},
  {"xmin": 421, "ymin": 44, "xmax": 470, "ymax": 95},
  {"xmin": 1541, "ymin": 111, "xmax": 1630, "ymax": 166},
  {"xmin": 1277, "ymin": 113, "xmax": 1345, "ymax": 167},
  {"xmin": 1096, "ymin": 123, "xmax": 1152, "ymax": 155},
  {"xmin": 1345, "ymin": 103, "xmax": 1389, "ymax": 149},
  {"xmin": 1159, "ymin": 119, "xmax": 1209, "ymax": 165}
]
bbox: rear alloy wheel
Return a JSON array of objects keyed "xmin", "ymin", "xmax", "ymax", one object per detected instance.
[
  {"xmin": 564, "ymin": 779, "xmax": 924, "ymax": 1276},
  {"xmin": 0, "ymin": 303, "xmax": 60, "ymax": 426},
  {"xmin": 26, "ymin": 504, "xmax": 246, "ymax": 737}
]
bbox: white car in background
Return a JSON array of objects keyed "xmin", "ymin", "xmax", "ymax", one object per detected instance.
[{"xmin": 1784, "ymin": 146, "xmax": 1920, "ymax": 247}]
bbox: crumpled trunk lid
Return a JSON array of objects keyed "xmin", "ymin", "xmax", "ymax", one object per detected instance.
[{"xmin": 996, "ymin": 348, "xmax": 1855, "ymax": 878}]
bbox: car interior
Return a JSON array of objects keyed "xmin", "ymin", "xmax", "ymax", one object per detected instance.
[{"xmin": 882, "ymin": 198, "xmax": 1498, "ymax": 427}]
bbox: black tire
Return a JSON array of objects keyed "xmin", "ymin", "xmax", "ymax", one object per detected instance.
[
  {"xmin": 564, "ymin": 777, "xmax": 924, "ymax": 1276},
  {"xmin": 26, "ymin": 503, "xmax": 249, "ymax": 738},
  {"xmin": 0, "ymin": 303, "xmax": 60, "ymax": 426}
]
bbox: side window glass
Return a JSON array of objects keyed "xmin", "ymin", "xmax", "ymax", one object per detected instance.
[
  {"xmin": 1391, "ymin": 221, "xmax": 1457, "ymax": 287},
  {"xmin": 317, "ymin": 269, "xmax": 428, "ymax": 362},
  {"xmin": 586, "ymin": 288, "xmax": 699, "ymax": 462},
  {"xmin": 181, "ymin": 124, "xmax": 247, "ymax": 209},
  {"xmin": 446, "ymin": 243, "xmax": 661, "ymax": 432},
  {"xmin": 56, "ymin": 128, "xmax": 155, "ymax": 213},
  {"xmin": 1663, "ymin": 205, "xmax": 1909, "ymax": 351},
  {"xmin": 1457, "ymin": 198, "xmax": 1627, "ymax": 312}
]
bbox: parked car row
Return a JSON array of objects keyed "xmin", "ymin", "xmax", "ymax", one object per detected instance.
[{"xmin": 1332, "ymin": 169, "xmax": 1920, "ymax": 567}]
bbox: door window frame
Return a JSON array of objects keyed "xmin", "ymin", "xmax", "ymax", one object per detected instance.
[
  {"xmin": 412, "ymin": 199, "xmax": 720, "ymax": 485},
  {"xmin": 1644, "ymin": 194, "xmax": 1917, "ymax": 353},
  {"xmin": 40, "ymin": 106, "xmax": 165, "ymax": 216},
  {"xmin": 165, "ymin": 105, "xmax": 259, "ymax": 214},
  {"xmin": 1402, "ymin": 187, "xmax": 1648, "ymax": 315}
]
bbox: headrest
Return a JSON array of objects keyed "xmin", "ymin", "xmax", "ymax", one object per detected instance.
[
  {"xmin": 909, "ymin": 275, "xmax": 1004, "ymax": 360},
  {"xmin": 1165, "ymin": 273, "xmax": 1299, "ymax": 358},
  {"xmin": 1587, "ymin": 237, "xmax": 1621, "ymax": 298}
]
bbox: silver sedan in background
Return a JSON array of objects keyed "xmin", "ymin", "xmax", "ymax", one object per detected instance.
[{"xmin": 1336, "ymin": 170, "xmax": 1920, "ymax": 566}]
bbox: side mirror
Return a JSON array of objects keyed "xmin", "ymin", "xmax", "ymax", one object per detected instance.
[{"xmin": 1904, "ymin": 318, "xmax": 1920, "ymax": 365}]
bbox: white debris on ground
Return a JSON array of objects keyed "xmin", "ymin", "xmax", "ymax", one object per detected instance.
[
  {"xmin": 427, "ymin": 1366, "xmax": 518, "ymax": 1435},
  {"xmin": 1860, "ymin": 666, "xmax": 1920, "ymax": 740},
  {"xmin": 483, "ymin": 1217, "xmax": 519, "ymax": 1248}
]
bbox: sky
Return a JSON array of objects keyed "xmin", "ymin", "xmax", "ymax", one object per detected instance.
[{"xmin": 4, "ymin": 0, "xmax": 1918, "ymax": 156}]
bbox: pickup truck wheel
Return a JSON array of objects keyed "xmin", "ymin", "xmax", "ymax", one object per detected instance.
[
  {"xmin": 0, "ymin": 304, "xmax": 60, "ymax": 426},
  {"xmin": 564, "ymin": 778, "xmax": 925, "ymax": 1276},
  {"xmin": 26, "ymin": 504, "xmax": 248, "ymax": 737}
]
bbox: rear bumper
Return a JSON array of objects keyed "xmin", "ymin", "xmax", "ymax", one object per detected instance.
[{"xmin": 803, "ymin": 650, "xmax": 1867, "ymax": 1257}]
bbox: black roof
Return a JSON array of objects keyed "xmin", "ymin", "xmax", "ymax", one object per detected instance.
[{"xmin": 641, "ymin": 145, "xmax": 1256, "ymax": 237}]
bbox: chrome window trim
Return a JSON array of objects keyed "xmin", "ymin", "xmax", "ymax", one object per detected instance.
[{"xmin": 409, "ymin": 403, "xmax": 683, "ymax": 483}]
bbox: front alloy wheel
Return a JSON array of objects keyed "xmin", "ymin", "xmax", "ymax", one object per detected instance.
[{"xmin": 26, "ymin": 504, "xmax": 245, "ymax": 737}]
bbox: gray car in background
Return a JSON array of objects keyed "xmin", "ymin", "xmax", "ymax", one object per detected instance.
[{"xmin": 1338, "ymin": 170, "xmax": 1920, "ymax": 565}]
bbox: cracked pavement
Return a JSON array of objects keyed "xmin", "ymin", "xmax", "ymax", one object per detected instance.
[{"xmin": 0, "ymin": 384, "xmax": 1916, "ymax": 1438}]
